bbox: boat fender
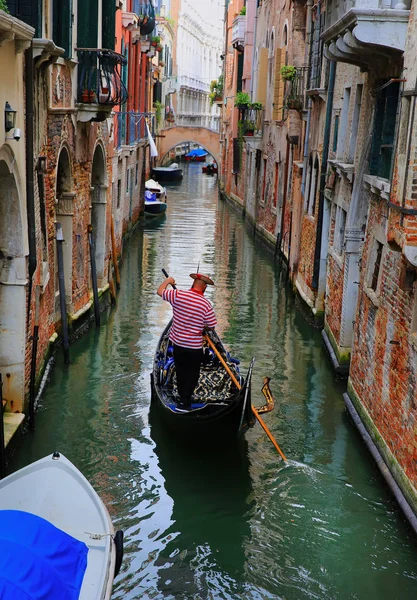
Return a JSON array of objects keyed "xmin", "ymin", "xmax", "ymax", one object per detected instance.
[{"xmin": 113, "ymin": 530, "xmax": 124, "ymax": 577}]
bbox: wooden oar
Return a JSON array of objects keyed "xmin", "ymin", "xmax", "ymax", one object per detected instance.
[
  {"xmin": 160, "ymin": 269, "xmax": 286, "ymax": 460},
  {"xmin": 203, "ymin": 334, "xmax": 287, "ymax": 461}
]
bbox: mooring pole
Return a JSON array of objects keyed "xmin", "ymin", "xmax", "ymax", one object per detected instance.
[
  {"xmin": 0, "ymin": 374, "xmax": 6, "ymax": 479},
  {"xmin": 88, "ymin": 224, "xmax": 101, "ymax": 327},
  {"xmin": 55, "ymin": 223, "xmax": 70, "ymax": 364},
  {"xmin": 29, "ymin": 286, "xmax": 40, "ymax": 430}
]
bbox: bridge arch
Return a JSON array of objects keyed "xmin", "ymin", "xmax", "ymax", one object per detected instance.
[{"xmin": 158, "ymin": 126, "xmax": 220, "ymax": 166}]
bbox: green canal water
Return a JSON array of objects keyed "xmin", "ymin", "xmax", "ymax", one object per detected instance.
[{"xmin": 8, "ymin": 163, "xmax": 417, "ymax": 599}]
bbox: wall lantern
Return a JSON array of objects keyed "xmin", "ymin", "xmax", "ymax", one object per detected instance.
[{"xmin": 5, "ymin": 102, "xmax": 17, "ymax": 133}]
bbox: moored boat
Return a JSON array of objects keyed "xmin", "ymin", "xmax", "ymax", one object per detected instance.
[
  {"xmin": 0, "ymin": 452, "xmax": 123, "ymax": 600},
  {"xmin": 145, "ymin": 179, "xmax": 168, "ymax": 216},
  {"xmin": 151, "ymin": 163, "xmax": 183, "ymax": 182},
  {"xmin": 185, "ymin": 148, "xmax": 208, "ymax": 162},
  {"xmin": 150, "ymin": 320, "xmax": 256, "ymax": 439},
  {"xmin": 202, "ymin": 163, "xmax": 218, "ymax": 175}
]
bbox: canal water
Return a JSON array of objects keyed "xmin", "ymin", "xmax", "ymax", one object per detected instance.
[{"xmin": 8, "ymin": 162, "xmax": 417, "ymax": 599}]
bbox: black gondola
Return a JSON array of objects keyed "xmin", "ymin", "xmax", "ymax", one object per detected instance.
[{"xmin": 150, "ymin": 320, "xmax": 256, "ymax": 439}]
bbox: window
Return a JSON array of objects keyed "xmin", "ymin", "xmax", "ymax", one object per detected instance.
[
  {"xmin": 77, "ymin": 0, "xmax": 98, "ymax": 49},
  {"xmin": 369, "ymin": 81, "xmax": 400, "ymax": 180},
  {"xmin": 336, "ymin": 87, "xmax": 351, "ymax": 160},
  {"xmin": 233, "ymin": 138, "xmax": 240, "ymax": 173},
  {"xmin": 135, "ymin": 163, "xmax": 139, "ymax": 187},
  {"xmin": 332, "ymin": 114, "xmax": 339, "ymax": 153},
  {"xmin": 348, "ymin": 84, "xmax": 363, "ymax": 162},
  {"xmin": 309, "ymin": 157, "xmax": 319, "ymax": 216},
  {"xmin": 370, "ymin": 241, "xmax": 383, "ymax": 291},
  {"xmin": 334, "ymin": 206, "xmax": 346, "ymax": 256},
  {"xmin": 126, "ymin": 168, "xmax": 130, "ymax": 193},
  {"xmin": 273, "ymin": 162, "xmax": 279, "ymax": 208},
  {"xmin": 117, "ymin": 180, "xmax": 121, "ymax": 209},
  {"xmin": 262, "ymin": 158, "xmax": 267, "ymax": 203},
  {"xmin": 53, "ymin": 0, "xmax": 73, "ymax": 58}
]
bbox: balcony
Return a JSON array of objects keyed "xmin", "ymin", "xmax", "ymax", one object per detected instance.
[
  {"xmin": 285, "ymin": 67, "xmax": 309, "ymax": 111},
  {"xmin": 323, "ymin": 0, "xmax": 411, "ymax": 70},
  {"xmin": 113, "ymin": 112, "xmax": 155, "ymax": 149},
  {"xmin": 232, "ymin": 15, "xmax": 246, "ymax": 52},
  {"xmin": 131, "ymin": 0, "xmax": 156, "ymax": 35},
  {"xmin": 238, "ymin": 107, "xmax": 263, "ymax": 136},
  {"xmin": 76, "ymin": 49, "xmax": 128, "ymax": 123}
]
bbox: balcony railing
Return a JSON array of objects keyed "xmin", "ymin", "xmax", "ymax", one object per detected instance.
[
  {"xmin": 323, "ymin": 0, "xmax": 410, "ymax": 68},
  {"xmin": 113, "ymin": 112, "xmax": 155, "ymax": 148},
  {"xmin": 76, "ymin": 49, "xmax": 128, "ymax": 107},
  {"xmin": 286, "ymin": 67, "xmax": 309, "ymax": 111},
  {"xmin": 232, "ymin": 15, "xmax": 246, "ymax": 51},
  {"xmin": 132, "ymin": 0, "xmax": 156, "ymax": 35},
  {"xmin": 237, "ymin": 107, "xmax": 263, "ymax": 135}
]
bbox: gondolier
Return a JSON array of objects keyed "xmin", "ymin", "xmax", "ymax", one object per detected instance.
[{"xmin": 157, "ymin": 272, "xmax": 217, "ymax": 409}]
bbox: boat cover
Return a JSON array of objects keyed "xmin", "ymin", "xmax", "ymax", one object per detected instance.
[
  {"xmin": 185, "ymin": 148, "xmax": 207, "ymax": 158},
  {"xmin": 0, "ymin": 510, "xmax": 88, "ymax": 600}
]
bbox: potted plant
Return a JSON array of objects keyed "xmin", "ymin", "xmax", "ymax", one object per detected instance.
[
  {"xmin": 234, "ymin": 91, "xmax": 250, "ymax": 108},
  {"xmin": 243, "ymin": 120, "xmax": 255, "ymax": 136},
  {"xmin": 287, "ymin": 98, "xmax": 303, "ymax": 111},
  {"xmin": 280, "ymin": 65, "xmax": 297, "ymax": 81},
  {"xmin": 249, "ymin": 102, "xmax": 262, "ymax": 110},
  {"xmin": 150, "ymin": 35, "xmax": 160, "ymax": 47},
  {"xmin": 239, "ymin": 6, "xmax": 246, "ymax": 15}
]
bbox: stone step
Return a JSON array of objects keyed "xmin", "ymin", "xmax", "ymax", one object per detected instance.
[{"xmin": 2, "ymin": 412, "xmax": 25, "ymax": 448}]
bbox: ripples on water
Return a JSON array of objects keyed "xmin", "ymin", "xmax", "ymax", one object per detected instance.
[{"xmin": 8, "ymin": 163, "xmax": 417, "ymax": 599}]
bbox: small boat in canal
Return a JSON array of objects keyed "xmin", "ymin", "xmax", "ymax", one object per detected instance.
[
  {"xmin": 202, "ymin": 162, "xmax": 218, "ymax": 175},
  {"xmin": 185, "ymin": 148, "xmax": 208, "ymax": 162},
  {"xmin": 150, "ymin": 320, "xmax": 256, "ymax": 439},
  {"xmin": 152, "ymin": 163, "xmax": 183, "ymax": 182},
  {"xmin": 0, "ymin": 452, "xmax": 123, "ymax": 600},
  {"xmin": 144, "ymin": 179, "xmax": 167, "ymax": 216}
]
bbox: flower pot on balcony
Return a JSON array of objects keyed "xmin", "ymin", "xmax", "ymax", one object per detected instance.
[
  {"xmin": 150, "ymin": 41, "xmax": 157, "ymax": 47},
  {"xmin": 156, "ymin": 44, "xmax": 162, "ymax": 52},
  {"xmin": 81, "ymin": 90, "xmax": 95, "ymax": 103}
]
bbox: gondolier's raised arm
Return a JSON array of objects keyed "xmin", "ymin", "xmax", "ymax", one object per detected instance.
[{"xmin": 157, "ymin": 276, "xmax": 176, "ymax": 296}]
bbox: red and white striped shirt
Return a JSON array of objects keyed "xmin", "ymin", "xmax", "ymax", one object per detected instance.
[{"xmin": 162, "ymin": 288, "xmax": 217, "ymax": 348}]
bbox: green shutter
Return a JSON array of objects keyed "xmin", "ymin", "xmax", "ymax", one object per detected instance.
[
  {"xmin": 77, "ymin": 0, "xmax": 98, "ymax": 49},
  {"xmin": 53, "ymin": 0, "xmax": 73, "ymax": 58},
  {"xmin": 236, "ymin": 52, "xmax": 244, "ymax": 93},
  {"xmin": 369, "ymin": 81, "xmax": 400, "ymax": 179},
  {"xmin": 102, "ymin": 0, "xmax": 116, "ymax": 50}
]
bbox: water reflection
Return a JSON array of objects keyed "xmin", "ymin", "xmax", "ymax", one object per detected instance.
[{"xmin": 6, "ymin": 162, "xmax": 417, "ymax": 600}]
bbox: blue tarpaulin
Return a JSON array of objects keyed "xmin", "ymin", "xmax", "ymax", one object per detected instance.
[
  {"xmin": 0, "ymin": 510, "xmax": 88, "ymax": 600},
  {"xmin": 185, "ymin": 148, "xmax": 207, "ymax": 158}
]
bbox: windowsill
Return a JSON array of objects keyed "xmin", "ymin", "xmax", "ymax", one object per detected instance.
[
  {"xmin": 330, "ymin": 249, "xmax": 344, "ymax": 270},
  {"xmin": 363, "ymin": 174, "xmax": 391, "ymax": 201},
  {"xmin": 271, "ymin": 206, "xmax": 277, "ymax": 215},
  {"xmin": 363, "ymin": 285, "xmax": 380, "ymax": 308},
  {"xmin": 305, "ymin": 214, "xmax": 315, "ymax": 223},
  {"xmin": 328, "ymin": 159, "xmax": 354, "ymax": 183}
]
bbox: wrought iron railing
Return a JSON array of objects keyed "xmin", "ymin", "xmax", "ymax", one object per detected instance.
[
  {"xmin": 237, "ymin": 107, "xmax": 263, "ymax": 135},
  {"xmin": 76, "ymin": 49, "xmax": 128, "ymax": 106},
  {"xmin": 286, "ymin": 66, "xmax": 309, "ymax": 110},
  {"xmin": 113, "ymin": 112, "xmax": 155, "ymax": 148}
]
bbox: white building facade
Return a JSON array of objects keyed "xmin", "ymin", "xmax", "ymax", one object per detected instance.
[{"xmin": 174, "ymin": 0, "xmax": 224, "ymax": 131}]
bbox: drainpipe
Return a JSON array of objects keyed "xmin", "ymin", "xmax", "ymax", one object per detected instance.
[
  {"xmin": 55, "ymin": 223, "xmax": 70, "ymax": 364},
  {"xmin": 312, "ymin": 59, "xmax": 336, "ymax": 290},
  {"xmin": 26, "ymin": 42, "xmax": 36, "ymax": 327},
  {"xmin": 301, "ymin": 0, "xmax": 314, "ymax": 196}
]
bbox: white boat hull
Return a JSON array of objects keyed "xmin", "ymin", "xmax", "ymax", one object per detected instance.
[{"xmin": 0, "ymin": 453, "xmax": 121, "ymax": 600}]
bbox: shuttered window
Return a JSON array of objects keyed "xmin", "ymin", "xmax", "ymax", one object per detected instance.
[
  {"xmin": 102, "ymin": 0, "xmax": 116, "ymax": 50},
  {"xmin": 236, "ymin": 52, "xmax": 244, "ymax": 93},
  {"xmin": 233, "ymin": 138, "xmax": 240, "ymax": 173},
  {"xmin": 272, "ymin": 48, "xmax": 285, "ymax": 121},
  {"xmin": 369, "ymin": 81, "xmax": 400, "ymax": 180},
  {"xmin": 256, "ymin": 48, "xmax": 268, "ymax": 105},
  {"xmin": 77, "ymin": 0, "xmax": 98, "ymax": 49},
  {"xmin": 53, "ymin": 0, "xmax": 73, "ymax": 58},
  {"xmin": 8, "ymin": 0, "xmax": 42, "ymax": 37}
]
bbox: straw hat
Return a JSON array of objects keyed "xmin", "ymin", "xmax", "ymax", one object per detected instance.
[{"xmin": 190, "ymin": 273, "xmax": 214, "ymax": 286}]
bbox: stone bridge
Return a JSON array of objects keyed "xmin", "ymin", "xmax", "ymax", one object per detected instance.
[{"xmin": 157, "ymin": 126, "xmax": 220, "ymax": 165}]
